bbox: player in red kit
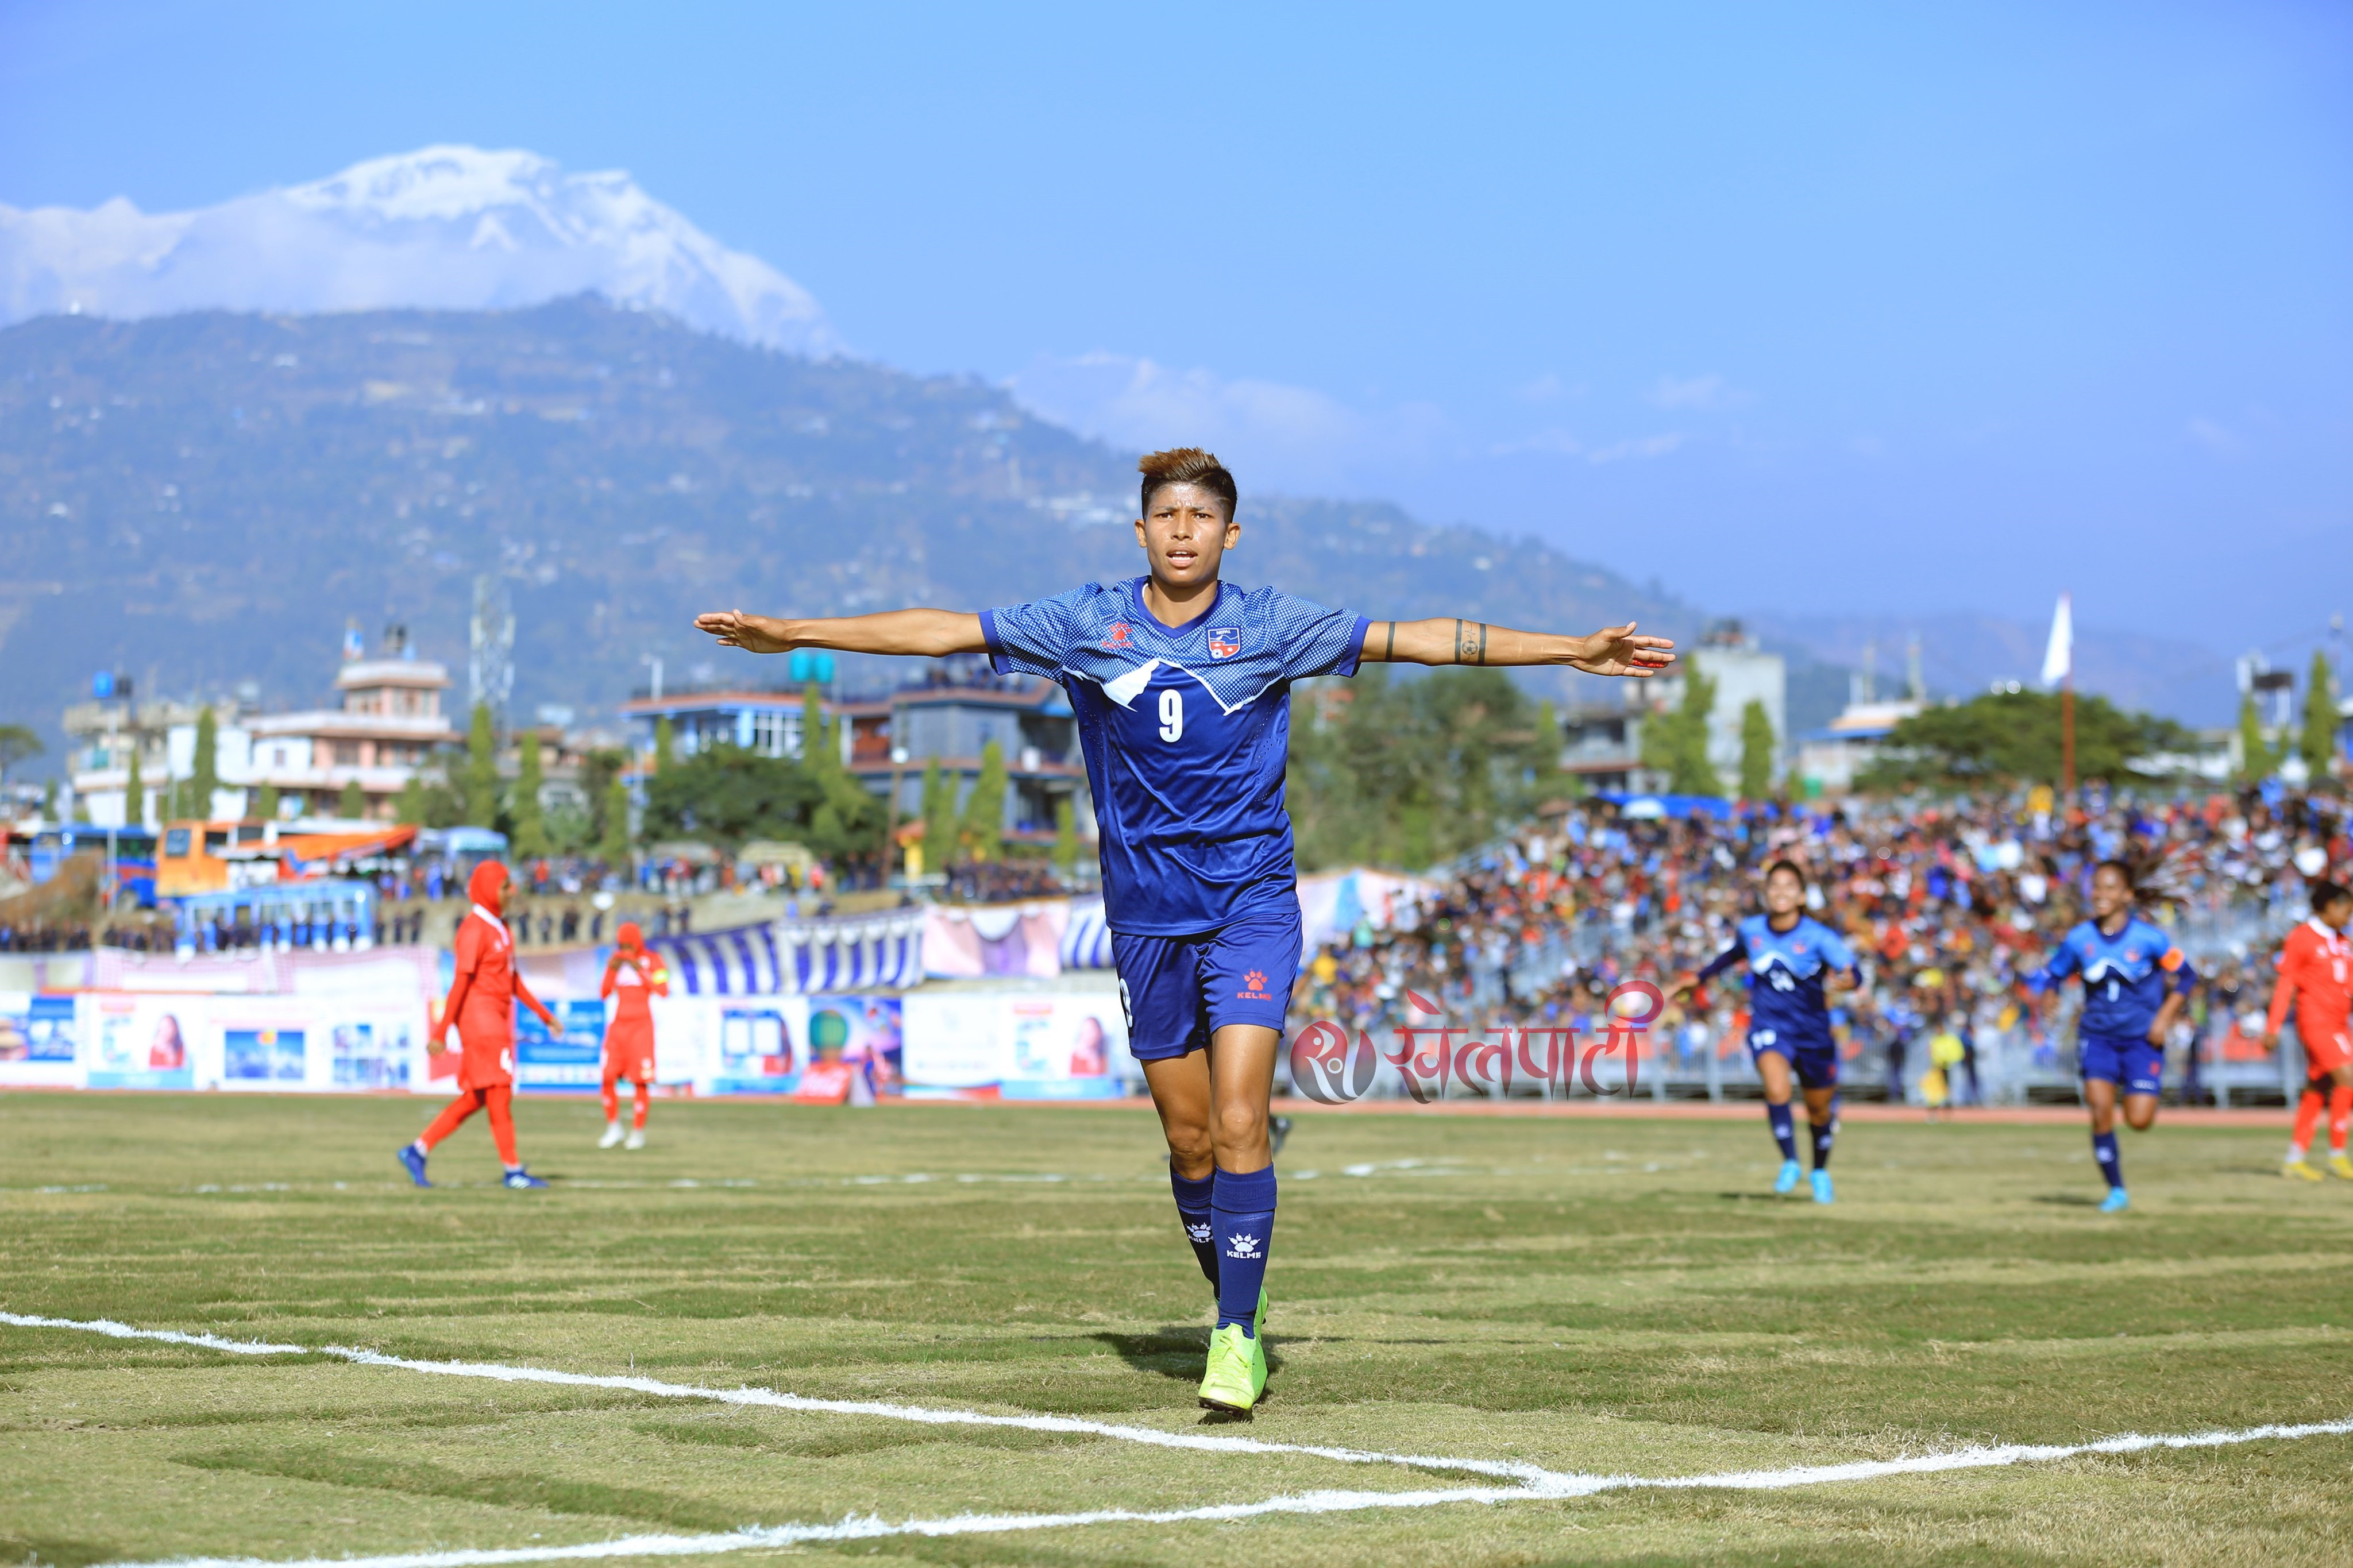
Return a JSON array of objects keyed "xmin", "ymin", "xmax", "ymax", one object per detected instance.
[
  {"xmin": 2266, "ymin": 881, "xmax": 2353, "ymax": 1182},
  {"xmin": 597, "ymin": 920, "xmax": 668, "ymax": 1150},
  {"xmin": 398, "ymin": 861, "xmax": 558, "ymax": 1190}
]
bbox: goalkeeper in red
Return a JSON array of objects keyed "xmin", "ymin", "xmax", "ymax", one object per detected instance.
[
  {"xmin": 695, "ymin": 447, "xmax": 1675, "ymax": 1411},
  {"xmin": 599, "ymin": 920, "xmax": 668, "ymax": 1150}
]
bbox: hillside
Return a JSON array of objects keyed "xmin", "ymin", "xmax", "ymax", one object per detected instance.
[{"xmin": 0, "ymin": 299, "xmax": 1703, "ymax": 759}]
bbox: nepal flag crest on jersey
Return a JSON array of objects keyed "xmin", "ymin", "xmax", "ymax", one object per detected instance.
[{"xmin": 1207, "ymin": 626, "xmax": 1242, "ymax": 658}]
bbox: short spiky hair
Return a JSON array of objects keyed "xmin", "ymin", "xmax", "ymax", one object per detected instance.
[{"xmin": 1138, "ymin": 447, "xmax": 1237, "ymax": 522}]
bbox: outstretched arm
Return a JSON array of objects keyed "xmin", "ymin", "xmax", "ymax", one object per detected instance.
[
  {"xmin": 1364, "ymin": 619, "xmax": 1676, "ymax": 677},
  {"xmin": 693, "ymin": 608, "xmax": 986, "ymax": 658}
]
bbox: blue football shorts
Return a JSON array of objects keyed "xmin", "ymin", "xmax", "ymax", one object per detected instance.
[
  {"xmin": 1748, "ymin": 1025, "xmax": 1840, "ymax": 1091},
  {"xmin": 1111, "ymin": 902, "xmax": 1302, "ymax": 1062},
  {"xmin": 2078, "ymin": 1031, "xmax": 2164, "ymax": 1097}
]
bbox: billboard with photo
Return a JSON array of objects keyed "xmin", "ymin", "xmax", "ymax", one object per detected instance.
[
  {"xmin": 0, "ymin": 994, "xmax": 81, "ymax": 1088},
  {"xmin": 709, "ymin": 998, "xmax": 807, "ymax": 1094},
  {"xmin": 807, "ymin": 994, "xmax": 902, "ymax": 1098},
  {"xmin": 901, "ymin": 991, "xmax": 1130, "ymax": 1097},
  {"xmin": 85, "ymin": 994, "xmax": 200, "ymax": 1090}
]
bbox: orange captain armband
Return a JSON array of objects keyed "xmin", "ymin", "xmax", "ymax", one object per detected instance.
[{"xmin": 2159, "ymin": 947, "xmax": 2184, "ymax": 972}]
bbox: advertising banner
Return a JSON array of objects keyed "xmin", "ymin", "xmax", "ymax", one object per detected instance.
[
  {"xmin": 0, "ymin": 993, "xmax": 80, "ymax": 1088},
  {"xmin": 707, "ymin": 996, "xmax": 808, "ymax": 1095},
  {"xmin": 514, "ymin": 999, "xmax": 610, "ymax": 1092},
  {"xmin": 901, "ymin": 991, "xmax": 1131, "ymax": 1096},
  {"xmin": 807, "ymin": 994, "xmax": 902, "ymax": 1098},
  {"xmin": 85, "ymin": 994, "xmax": 201, "ymax": 1090}
]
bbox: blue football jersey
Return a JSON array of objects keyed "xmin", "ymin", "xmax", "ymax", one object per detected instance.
[
  {"xmin": 1698, "ymin": 914, "xmax": 1861, "ymax": 1045},
  {"xmin": 982, "ymin": 578, "xmax": 1368, "ymax": 934},
  {"xmin": 2027, "ymin": 916, "xmax": 2195, "ymax": 1038}
]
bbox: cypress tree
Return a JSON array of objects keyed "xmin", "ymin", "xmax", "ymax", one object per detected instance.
[
  {"xmin": 511, "ymin": 732, "xmax": 549, "ymax": 858},
  {"xmin": 963, "ymin": 739, "xmax": 1007, "ymax": 864},
  {"xmin": 191, "ymin": 706, "xmax": 219, "ymax": 818},
  {"xmin": 2299, "ymin": 650, "xmax": 2339, "ymax": 781},
  {"xmin": 1739, "ymin": 698, "xmax": 1777, "ymax": 801},
  {"xmin": 464, "ymin": 703, "xmax": 500, "ymax": 827}
]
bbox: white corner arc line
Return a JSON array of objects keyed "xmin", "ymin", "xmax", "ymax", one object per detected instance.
[
  {"xmin": 84, "ymin": 1409, "xmax": 2353, "ymax": 1568},
  {"xmin": 0, "ymin": 1311, "xmax": 1556, "ymax": 1485}
]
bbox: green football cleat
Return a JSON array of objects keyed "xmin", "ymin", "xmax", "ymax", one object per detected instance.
[
  {"xmin": 1197, "ymin": 1323, "xmax": 1268, "ymax": 1413},
  {"xmin": 1254, "ymin": 1285, "xmax": 1268, "ymax": 1341}
]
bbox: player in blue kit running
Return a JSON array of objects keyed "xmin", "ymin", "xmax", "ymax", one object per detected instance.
[
  {"xmin": 2025, "ymin": 860, "xmax": 2196, "ymax": 1214},
  {"xmin": 696, "ymin": 448, "xmax": 1675, "ymax": 1410},
  {"xmin": 1672, "ymin": 860, "xmax": 1860, "ymax": 1204}
]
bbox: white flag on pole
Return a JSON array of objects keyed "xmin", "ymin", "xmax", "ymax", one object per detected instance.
[{"xmin": 2040, "ymin": 593, "xmax": 2073, "ymax": 686}]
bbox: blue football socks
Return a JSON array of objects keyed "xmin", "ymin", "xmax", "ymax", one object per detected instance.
[
  {"xmin": 1211, "ymin": 1164, "xmax": 1276, "ymax": 1337},
  {"xmin": 1170, "ymin": 1168, "xmax": 1220, "ymax": 1290},
  {"xmin": 2093, "ymin": 1129, "xmax": 2123, "ymax": 1191},
  {"xmin": 1767, "ymin": 1101, "xmax": 1799, "ymax": 1163},
  {"xmin": 1811, "ymin": 1098, "xmax": 1838, "ymax": 1171}
]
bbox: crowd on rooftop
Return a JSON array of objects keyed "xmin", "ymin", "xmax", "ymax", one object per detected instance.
[{"xmin": 1294, "ymin": 787, "xmax": 2352, "ymax": 1101}]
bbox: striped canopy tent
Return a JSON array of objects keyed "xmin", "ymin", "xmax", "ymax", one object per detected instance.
[
  {"xmin": 1059, "ymin": 897, "xmax": 1113, "ymax": 970},
  {"xmin": 645, "ymin": 910, "xmax": 927, "ymax": 995}
]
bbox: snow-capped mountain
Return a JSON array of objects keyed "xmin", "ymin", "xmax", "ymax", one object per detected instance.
[{"xmin": 0, "ymin": 145, "xmax": 838, "ymax": 355}]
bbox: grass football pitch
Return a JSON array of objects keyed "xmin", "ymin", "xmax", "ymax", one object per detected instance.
[{"xmin": 3, "ymin": 1092, "xmax": 2352, "ymax": 1567}]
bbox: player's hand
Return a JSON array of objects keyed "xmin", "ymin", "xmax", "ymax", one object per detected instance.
[
  {"xmin": 1666, "ymin": 970, "xmax": 1699, "ymax": 1001},
  {"xmin": 1569, "ymin": 622, "xmax": 1677, "ymax": 678},
  {"xmin": 693, "ymin": 609, "xmax": 794, "ymax": 654},
  {"xmin": 2259, "ymin": 1029, "xmax": 2277, "ymax": 1051},
  {"xmin": 426, "ymin": 1034, "xmax": 446, "ymax": 1057}
]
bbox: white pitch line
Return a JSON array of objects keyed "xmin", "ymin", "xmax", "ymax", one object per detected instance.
[
  {"xmin": 82, "ymin": 1413, "xmax": 2353, "ymax": 1568},
  {"xmin": 14, "ymin": 1308, "xmax": 2353, "ymax": 1568},
  {"xmin": 0, "ymin": 1311, "xmax": 1558, "ymax": 1485}
]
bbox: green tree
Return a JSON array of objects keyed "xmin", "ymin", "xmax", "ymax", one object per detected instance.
[
  {"xmin": 337, "ymin": 778, "xmax": 367, "ymax": 818},
  {"xmin": 654, "ymin": 715, "xmax": 676, "ymax": 773},
  {"xmin": 580, "ymin": 748, "xmax": 627, "ymax": 845},
  {"xmin": 256, "ymin": 782, "xmax": 280, "ymax": 821},
  {"xmin": 963, "ymin": 739, "xmax": 1008, "ymax": 863},
  {"xmin": 395, "ymin": 774, "xmax": 427, "ymax": 826},
  {"xmin": 1287, "ymin": 666, "xmax": 1556, "ymax": 871},
  {"xmin": 0, "ymin": 723, "xmax": 43, "ymax": 785},
  {"xmin": 510, "ymin": 732, "xmax": 549, "ymax": 858},
  {"xmin": 1640, "ymin": 656, "xmax": 1722, "ymax": 797},
  {"xmin": 191, "ymin": 706, "xmax": 219, "ymax": 818},
  {"xmin": 1738, "ymin": 698, "xmax": 1777, "ymax": 801},
  {"xmin": 41, "ymin": 779, "xmax": 56, "ymax": 820},
  {"xmin": 920, "ymin": 757, "xmax": 959, "ymax": 871},
  {"xmin": 2236, "ymin": 693, "xmax": 2281, "ymax": 785},
  {"xmin": 2300, "ymin": 650, "xmax": 2340, "ymax": 781},
  {"xmin": 125, "ymin": 749, "xmax": 145, "ymax": 828},
  {"xmin": 462, "ymin": 703, "xmax": 500, "ymax": 827},
  {"xmin": 600, "ymin": 775, "xmax": 634, "ymax": 868},
  {"xmin": 793, "ymin": 683, "xmax": 881, "ymax": 862},
  {"xmin": 641, "ymin": 746, "xmax": 824, "ymax": 851},
  {"xmin": 1861, "ymin": 690, "xmax": 2196, "ymax": 790},
  {"xmin": 1052, "ymin": 793, "xmax": 1080, "ymax": 875}
]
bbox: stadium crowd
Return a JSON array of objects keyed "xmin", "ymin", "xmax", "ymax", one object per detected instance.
[{"xmin": 1294, "ymin": 787, "xmax": 2353, "ymax": 1101}]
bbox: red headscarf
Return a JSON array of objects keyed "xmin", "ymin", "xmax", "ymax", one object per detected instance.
[
  {"xmin": 617, "ymin": 920, "xmax": 643, "ymax": 952},
  {"xmin": 467, "ymin": 860, "xmax": 508, "ymax": 914}
]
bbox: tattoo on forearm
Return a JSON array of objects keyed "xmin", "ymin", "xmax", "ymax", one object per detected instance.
[
  {"xmin": 1478, "ymin": 622, "xmax": 1488, "ymax": 665},
  {"xmin": 1382, "ymin": 621, "xmax": 1395, "ymax": 661},
  {"xmin": 1453, "ymin": 620, "xmax": 1486, "ymax": 665}
]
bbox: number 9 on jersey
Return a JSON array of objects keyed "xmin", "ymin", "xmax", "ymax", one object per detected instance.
[{"xmin": 1158, "ymin": 688, "xmax": 1184, "ymax": 743}]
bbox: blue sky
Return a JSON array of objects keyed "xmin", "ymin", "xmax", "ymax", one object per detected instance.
[{"xmin": 5, "ymin": 1, "xmax": 2348, "ymax": 670}]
